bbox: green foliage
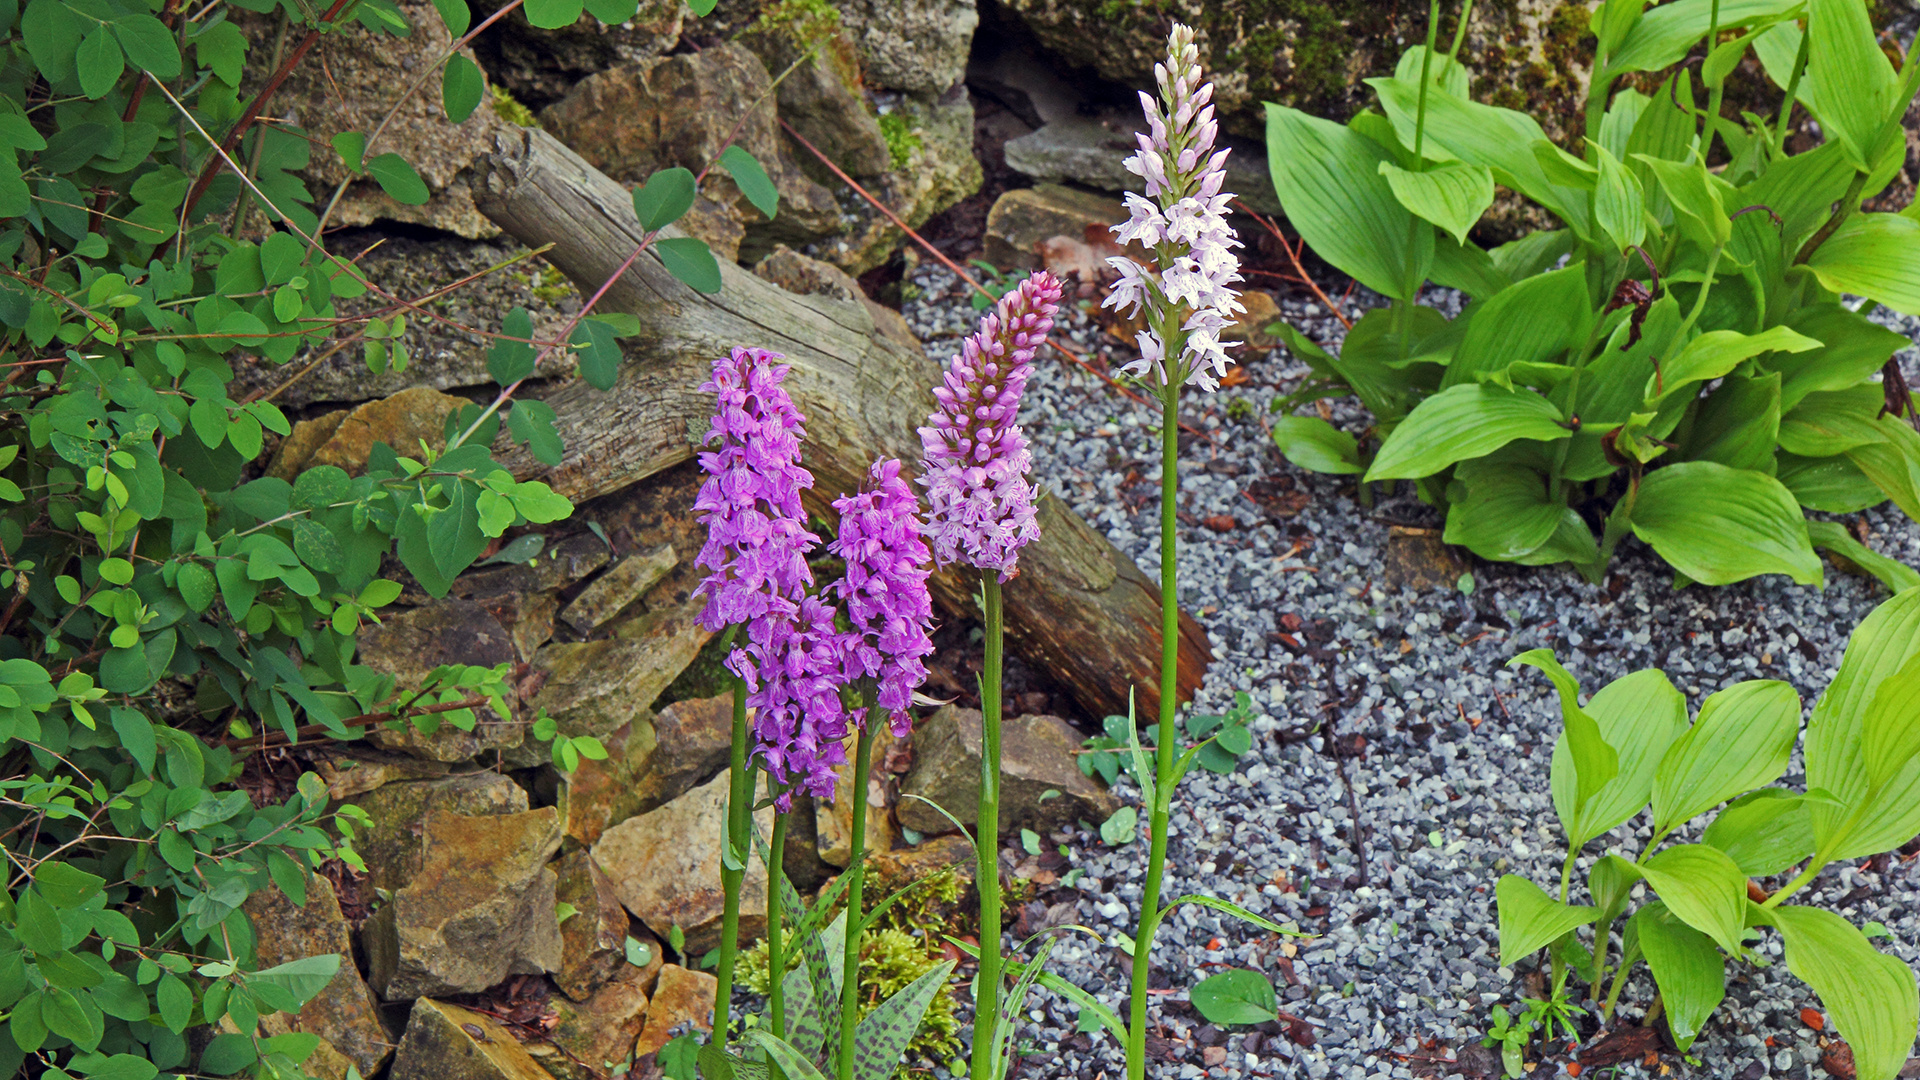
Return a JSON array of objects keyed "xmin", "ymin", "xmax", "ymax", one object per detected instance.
[
  {"xmin": 0, "ymin": 0, "xmax": 749, "ymax": 1074},
  {"xmin": 1266, "ymin": 0, "xmax": 1920, "ymax": 588},
  {"xmin": 1078, "ymin": 691, "xmax": 1258, "ymax": 787},
  {"xmin": 1496, "ymin": 587, "xmax": 1920, "ymax": 1080},
  {"xmin": 1187, "ymin": 969, "xmax": 1278, "ymax": 1026},
  {"xmin": 877, "ymin": 113, "xmax": 921, "ymax": 172}
]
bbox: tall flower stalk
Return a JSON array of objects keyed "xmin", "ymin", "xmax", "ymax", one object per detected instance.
[
  {"xmin": 919, "ymin": 271, "xmax": 1061, "ymax": 1079},
  {"xmin": 1101, "ymin": 24, "xmax": 1244, "ymax": 1080},
  {"xmin": 691, "ymin": 346, "xmax": 830, "ymax": 1043},
  {"xmin": 827, "ymin": 459, "xmax": 935, "ymax": 1080}
]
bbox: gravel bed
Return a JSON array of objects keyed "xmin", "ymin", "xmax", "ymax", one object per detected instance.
[{"xmin": 898, "ymin": 261, "xmax": 1920, "ymax": 1080}]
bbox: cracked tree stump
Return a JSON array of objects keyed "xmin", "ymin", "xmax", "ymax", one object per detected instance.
[{"xmin": 469, "ymin": 126, "xmax": 1208, "ymax": 721}]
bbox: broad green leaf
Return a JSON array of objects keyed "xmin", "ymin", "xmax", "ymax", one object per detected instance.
[
  {"xmin": 366, "ymin": 153, "xmax": 429, "ymax": 206},
  {"xmin": 507, "ymin": 401, "xmax": 564, "ymax": 467},
  {"xmin": 632, "ymin": 167, "xmax": 696, "ymax": 232},
  {"xmin": 1269, "ymin": 415, "xmax": 1361, "ymax": 475},
  {"xmin": 1593, "ymin": 0, "xmax": 1649, "ymax": 58},
  {"xmin": 1495, "ymin": 875, "xmax": 1598, "ymax": 966},
  {"xmin": 1560, "ymin": 667, "xmax": 1688, "ymax": 845},
  {"xmin": 1377, "ymin": 162, "xmax": 1493, "ymax": 245},
  {"xmin": 1803, "ymin": 0, "xmax": 1894, "ymax": 169},
  {"xmin": 1443, "ymin": 455, "xmax": 1565, "ymax": 562},
  {"xmin": 1364, "ymin": 384, "xmax": 1568, "ymax": 481},
  {"xmin": 1681, "ymin": 372, "xmax": 1780, "ymax": 473},
  {"xmin": 1509, "ymin": 650, "xmax": 1620, "ymax": 832},
  {"xmin": 1805, "ymin": 213, "xmax": 1920, "ymax": 317},
  {"xmin": 1704, "ymin": 790, "xmax": 1816, "ymax": 877},
  {"xmin": 113, "ymin": 14, "xmax": 181, "ymax": 77},
  {"xmin": 1441, "ymin": 264, "xmax": 1591, "ymax": 388},
  {"xmin": 1592, "ymin": 143, "xmax": 1645, "ymax": 251},
  {"xmin": 744, "ymin": 1032, "xmax": 830, "ymax": 1080},
  {"xmin": 248, "ymin": 955, "xmax": 341, "ymax": 1015},
  {"xmin": 430, "ymin": 0, "xmax": 470, "ymax": 36},
  {"xmin": 1187, "ymin": 969, "xmax": 1278, "ymax": 1026},
  {"xmin": 1265, "ymin": 104, "xmax": 1431, "ymax": 301},
  {"xmin": 655, "ymin": 236, "xmax": 721, "ymax": 294},
  {"xmin": 1367, "ymin": 75, "xmax": 1586, "ymax": 229},
  {"xmin": 332, "ymin": 132, "xmax": 367, "ymax": 174},
  {"xmin": 719, "ymin": 145, "xmax": 777, "ymax": 220},
  {"xmin": 569, "ymin": 318, "xmax": 622, "ymax": 390},
  {"xmin": 850, "ymin": 960, "xmax": 955, "ymax": 1080},
  {"xmin": 1634, "ymin": 155, "xmax": 1730, "ymax": 248},
  {"xmin": 1588, "ymin": 854, "xmax": 1641, "ymax": 922},
  {"xmin": 76, "ymin": 27, "xmax": 124, "ymax": 100},
  {"xmin": 486, "ymin": 307, "xmax": 536, "ymax": 385},
  {"xmin": 522, "ymin": 0, "xmax": 585, "ymax": 28},
  {"xmin": 1779, "ymin": 385, "xmax": 1887, "ymax": 458},
  {"xmin": 1849, "ymin": 417, "xmax": 1920, "ymax": 523},
  {"xmin": 1806, "ymin": 519, "xmax": 1920, "ymax": 594},
  {"xmin": 1607, "ymin": 0, "xmax": 1800, "ymax": 77},
  {"xmin": 1765, "ymin": 906, "xmax": 1918, "ymax": 1080},
  {"xmin": 198, "ymin": 1033, "xmax": 257, "ymax": 1075},
  {"xmin": 1393, "ymin": 44, "xmax": 1470, "ymax": 97},
  {"xmin": 1656, "ymin": 326, "xmax": 1822, "ymax": 404},
  {"xmin": 33, "ymin": 863, "xmax": 104, "ymax": 909},
  {"xmin": 1630, "ymin": 903, "xmax": 1725, "ymax": 1051},
  {"xmin": 1652, "ymin": 680, "xmax": 1800, "ymax": 835},
  {"xmin": 41, "ymin": 986, "xmax": 101, "ymax": 1051},
  {"xmin": 1771, "ymin": 304, "xmax": 1912, "ymax": 412},
  {"xmin": 442, "ymin": 54, "xmax": 485, "ymax": 124},
  {"xmin": 1639, "ymin": 844, "xmax": 1749, "ymax": 956},
  {"xmin": 1859, "ymin": 649, "xmax": 1920, "ymax": 791},
  {"xmin": 1629, "ymin": 461, "xmax": 1823, "ymax": 586}
]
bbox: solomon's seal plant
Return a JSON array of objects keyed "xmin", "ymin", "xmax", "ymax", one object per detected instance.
[
  {"xmin": 1267, "ymin": 0, "xmax": 1920, "ymax": 588},
  {"xmin": 1498, "ymin": 587, "xmax": 1920, "ymax": 1080}
]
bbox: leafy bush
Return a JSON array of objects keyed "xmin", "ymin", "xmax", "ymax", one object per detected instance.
[
  {"xmin": 1267, "ymin": 0, "xmax": 1920, "ymax": 587},
  {"xmin": 1497, "ymin": 586, "xmax": 1920, "ymax": 1080},
  {"xmin": 0, "ymin": 0, "xmax": 754, "ymax": 1072}
]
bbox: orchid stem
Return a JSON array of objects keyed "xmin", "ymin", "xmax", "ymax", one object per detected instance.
[
  {"xmin": 971, "ymin": 576, "xmax": 1006, "ymax": 1080},
  {"xmin": 768, "ymin": 806, "xmax": 789, "ymax": 1055},
  {"xmin": 1127, "ymin": 375, "xmax": 1183, "ymax": 1080},
  {"xmin": 837, "ymin": 718, "xmax": 877, "ymax": 1080},
  {"xmin": 713, "ymin": 675, "xmax": 752, "ymax": 1042}
]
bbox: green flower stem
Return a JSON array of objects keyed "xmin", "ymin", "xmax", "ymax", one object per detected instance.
[
  {"xmin": 971, "ymin": 575, "xmax": 1007, "ymax": 1080},
  {"xmin": 769, "ymin": 808, "xmax": 790, "ymax": 1044},
  {"xmin": 1774, "ymin": 26, "xmax": 1811, "ymax": 157},
  {"xmin": 1762, "ymin": 858, "xmax": 1827, "ymax": 908},
  {"xmin": 1700, "ymin": 1, "xmax": 1724, "ymax": 160},
  {"xmin": 837, "ymin": 719, "xmax": 878, "ymax": 1080},
  {"xmin": 1126, "ymin": 375, "xmax": 1184, "ymax": 1080},
  {"xmin": 713, "ymin": 675, "xmax": 752, "ymax": 1040}
]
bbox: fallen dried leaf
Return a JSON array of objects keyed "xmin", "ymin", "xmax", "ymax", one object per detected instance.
[
  {"xmin": 1803, "ymin": 1007, "xmax": 1828, "ymax": 1032},
  {"xmin": 1824, "ymin": 1040, "xmax": 1856, "ymax": 1079},
  {"xmin": 1203, "ymin": 514, "xmax": 1237, "ymax": 532}
]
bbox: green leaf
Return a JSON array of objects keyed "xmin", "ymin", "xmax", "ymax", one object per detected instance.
[
  {"xmin": 14, "ymin": 888, "xmax": 63, "ymax": 952},
  {"xmin": 1630, "ymin": 903, "xmax": 1725, "ymax": 1052},
  {"xmin": 568, "ymin": 318, "xmax": 622, "ymax": 390},
  {"xmin": 1806, "ymin": 519, "xmax": 1920, "ymax": 593},
  {"xmin": 632, "ymin": 166, "xmax": 697, "ymax": 232},
  {"xmin": 1804, "ymin": 0, "xmax": 1895, "ymax": 169},
  {"xmin": 1188, "ymin": 969, "xmax": 1278, "ymax": 1026},
  {"xmin": 1364, "ymin": 384, "xmax": 1569, "ymax": 481},
  {"xmin": 248, "ymin": 955, "xmax": 341, "ymax": 1015},
  {"xmin": 1705, "ymin": 789, "xmax": 1816, "ymax": 877},
  {"xmin": 76, "ymin": 27, "xmax": 124, "ymax": 99},
  {"xmin": 113, "ymin": 14, "xmax": 180, "ymax": 77},
  {"xmin": 1377, "ymin": 161, "xmax": 1493, "ymax": 246},
  {"xmin": 1509, "ymin": 650, "xmax": 1620, "ymax": 831},
  {"xmin": 850, "ymin": 960, "xmax": 955, "ymax": 1080},
  {"xmin": 1639, "ymin": 844, "xmax": 1749, "ymax": 957},
  {"xmin": 654, "ymin": 236, "xmax": 721, "ymax": 293},
  {"xmin": 1269, "ymin": 415, "xmax": 1361, "ymax": 474},
  {"xmin": 1656, "ymin": 326, "xmax": 1823, "ymax": 403},
  {"xmin": 430, "ymin": 0, "xmax": 470, "ymax": 36},
  {"xmin": 1607, "ymin": 0, "xmax": 1799, "ymax": 77},
  {"xmin": 110, "ymin": 707, "xmax": 156, "ymax": 773},
  {"xmin": 34, "ymin": 863, "xmax": 104, "ymax": 909},
  {"xmin": 1561, "ymin": 667, "xmax": 1689, "ymax": 846},
  {"xmin": 1161, "ymin": 894, "xmax": 1298, "ymax": 938},
  {"xmin": 198, "ymin": 1033, "xmax": 257, "ymax": 1076},
  {"xmin": 1859, "ymin": 649, "xmax": 1920, "ymax": 792},
  {"xmin": 442, "ymin": 55, "xmax": 485, "ymax": 123},
  {"xmin": 1265, "ymin": 105, "xmax": 1431, "ymax": 301},
  {"xmin": 719, "ymin": 145, "xmax": 778, "ymax": 220},
  {"xmin": 78, "ymin": 1052, "xmax": 161, "ymax": 1080},
  {"xmin": 1629, "ymin": 462, "xmax": 1823, "ymax": 586},
  {"xmin": 1494, "ymin": 874, "xmax": 1598, "ymax": 967},
  {"xmin": 366, "ymin": 153, "xmax": 429, "ymax": 206},
  {"xmin": 1634, "ymin": 155, "xmax": 1731, "ymax": 248},
  {"xmin": 523, "ymin": 0, "xmax": 584, "ymax": 29},
  {"xmin": 42, "ymin": 986, "xmax": 102, "ymax": 1051},
  {"xmin": 1806, "ymin": 213, "xmax": 1920, "ymax": 317},
  {"xmin": 486, "ymin": 307, "xmax": 536, "ymax": 385},
  {"xmin": 743, "ymin": 1032, "xmax": 830, "ymax": 1080},
  {"xmin": 507, "ymin": 401, "xmax": 564, "ymax": 467},
  {"xmin": 1099, "ymin": 805, "xmax": 1137, "ymax": 846},
  {"xmin": 1765, "ymin": 905, "xmax": 1918, "ymax": 1080},
  {"xmin": 1444, "ymin": 456, "xmax": 1566, "ymax": 561},
  {"xmin": 332, "ymin": 132, "xmax": 367, "ymax": 175},
  {"xmin": 1592, "ymin": 143, "xmax": 1646, "ymax": 251},
  {"xmin": 1652, "ymin": 680, "xmax": 1801, "ymax": 835}
]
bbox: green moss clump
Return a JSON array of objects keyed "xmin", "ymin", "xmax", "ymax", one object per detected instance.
[
  {"xmin": 877, "ymin": 113, "xmax": 922, "ymax": 171},
  {"xmin": 489, "ymin": 84, "xmax": 538, "ymax": 128}
]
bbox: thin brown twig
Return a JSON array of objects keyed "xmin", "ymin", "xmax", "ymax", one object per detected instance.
[{"xmin": 1235, "ymin": 201, "xmax": 1352, "ymax": 331}]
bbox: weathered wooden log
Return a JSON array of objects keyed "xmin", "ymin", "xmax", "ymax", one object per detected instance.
[{"xmin": 470, "ymin": 126, "xmax": 1209, "ymax": 721}]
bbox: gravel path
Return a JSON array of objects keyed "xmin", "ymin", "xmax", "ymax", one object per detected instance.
[{"xmin": 900, "ymin": 262, "xmax": 1920, "ymax": 1080}]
